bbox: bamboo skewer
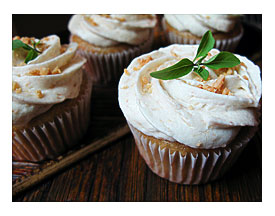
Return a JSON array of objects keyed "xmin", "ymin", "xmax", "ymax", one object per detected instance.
[{"xmin": 12, "ymin": 124, "xmax": 130, "ymax": 197}]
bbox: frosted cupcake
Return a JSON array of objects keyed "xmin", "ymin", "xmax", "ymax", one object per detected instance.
[
  {"xmin": 162, "ymin": 14, "xmax": 243, "ymax": 51},
  {"xmin": 118, "ymin": 40, "xmax": 261, "ymax": 184},
  {"xmin": 68, "ymin": 14, "xmax": 157, "ymax": 85},
  {"xmin": 12, "ymin": 35, "xmax": 92, "ymax": 162}
]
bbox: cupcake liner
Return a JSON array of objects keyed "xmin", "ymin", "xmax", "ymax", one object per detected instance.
[
  {"xmin": 128, "ymin": 123, "xmax": 257, "ymax": 184},
  {"xmin": 162, "ymin": 18, "xmax": 244, "ymax": 52},
  {"xmin": 12, "ymin": 71, "xmax": 92, "ymax": 162},
  {"xmin": 74, "ymin": 32, "xmax": 154, "ymax": 86}
]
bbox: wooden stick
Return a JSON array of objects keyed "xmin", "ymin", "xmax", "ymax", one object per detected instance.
[{"xmin": 12, "ymin": 124, "xmax": 130, "ymax": 197}]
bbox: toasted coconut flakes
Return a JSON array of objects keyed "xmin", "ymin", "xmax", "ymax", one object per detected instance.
[
  {"xmin": 243, "ymin": 75, "xmax": 249, "ymax": 80},
  {"xmin": 115, "ymin": 17, "xmax": 126, "ymax": 22},
  {"xmin": 12, "ymin": 81, "xmax": 21, "ymax": 91},
  {"xmin": 28, "ymin": 66, "xmax": 62, "ymax": 76},
  {"xmin": 212, "ymin": 75, "xmax": 225, "ymax": 89},
  {"xmin": 124, "ymin": 68, "xmax": 130, "ymax": 75},
  {"xmin": 188, "ymin": 105, "xmax": 194, "ymax": 110},
  {"xmin": 134, "ymin": 56, "xmax": 153, "ymax": 71},
  {"xmin": 240, "ymin": 62, "xmax": 247, "ymax": 68},
  {"xmin": 36, "ymin": 90, "xmax": 44, "ymax": 98},
  {"xmin": 100, "ymin": 14, "xmax": 111, "ymax": 18},
  {"xmin": 196, "ymin": 75, "xmax": 233, "ymax": 95},
  {"xmin": 51, "ymin": 66, "xmax": 62, "ymax": 74},
  {"xmin": 40, "ymin": 67, "xmax": 51, "ymax": 75},
  {"xmin": 121, "ymin": 85, "xmax": 129, "ymax": 89},
  {"xmin": 87, "ymin": 17, "xmax": 98, "ymax": 26}
]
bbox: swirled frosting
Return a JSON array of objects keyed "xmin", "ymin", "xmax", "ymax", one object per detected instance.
[
  {"xmin": 12, "ymin": 35, "xmax": 86, "ymax": 126},
  {"xmin": 118, "ymin": 44, "xmax": 261, "ymax": 149},
  {"xmin": 164, "ymin": 14, "xmax": 241, "ymax": 37},
  {"xmin": 68, "ymin": 14, "xmax": 157, "ymax": 47}
]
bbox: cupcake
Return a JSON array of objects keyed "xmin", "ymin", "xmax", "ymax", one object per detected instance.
[
  {"xmin": 12, "ymin": 35, "xmax": 92, "ymax": 162},
  {"xmin": 68, "ymin": 14, "xmax": 157, "ymax": 85},
  {"xmin": 162, "ymin": 14, "xmax": 243, "ymax": 51},
  {"xmin": 118, "ymin": 44, "xmax": 261, "ymax": 184}
]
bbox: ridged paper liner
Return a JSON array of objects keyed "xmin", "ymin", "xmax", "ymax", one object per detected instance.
[
  {"xmin": 12, "ymin": 72, "xmax": 92, "ymax": 162},
  {"xmin": 162, "ymin": 18, "xmax": 244, "ymax": 52},
  {"xmin": 128, "ymin": 123, "xmax": 257, "ymax": 184},
  {"xmin": 74, "ymin": 32, "xmax": 154, "ymax": 86}
]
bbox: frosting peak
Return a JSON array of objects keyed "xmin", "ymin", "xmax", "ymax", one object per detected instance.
[
  {"xmin": 164, "ymin": 14, "xmax": 241, "ymax": 37},
  {"xmin": 12, "ymin": 35, "xmax": 86, "ymax": 125},
  {"xmin": 119, "ymin": 44, "xmax": 261, "ymax": 149},
  {"xmin": 68, "ymin": 14, "xmax": 157, "ymax": 47}
]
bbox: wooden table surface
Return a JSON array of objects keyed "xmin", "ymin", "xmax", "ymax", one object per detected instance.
[{"xmin": 12, "ymin": 18, "xmax": 262, "ymax": 202}]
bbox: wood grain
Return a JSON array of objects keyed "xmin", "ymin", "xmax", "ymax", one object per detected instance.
[{"xmin": 12, "ymin": 123, "xmax": 130, "ymax": 197}]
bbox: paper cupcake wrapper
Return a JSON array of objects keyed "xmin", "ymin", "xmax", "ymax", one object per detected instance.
[
  {"xmin": 162, "ymin": 19, "xmax": 244, "ymax": 52},
  {"xmin": 12, "ymin": 74, "xmax": 92, "ymax": 162},
  {"xmin": 74, "ymin": 32, "xmax": 154, "ymax": 86},
  {"xmin": 128, "ymin": 123, "xmax": 257, "ymax": 184}
]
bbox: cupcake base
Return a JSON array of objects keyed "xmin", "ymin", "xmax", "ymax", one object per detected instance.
[
  {"xmin": 128, "ymin": 123, "xmax": 257, "ymax": 184},
  {"xmin": 162, "ymin": 19, "xmax": 244, "ymax": 52},
  {"xmin": 12, "ymin": 70, "xmax": 92, "ymax": 162},
  {"xmin": 70, "ymin": 32, "xmax": 154, "ymax": 86}
]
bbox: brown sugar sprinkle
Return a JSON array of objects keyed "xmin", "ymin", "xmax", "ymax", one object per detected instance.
[
  {"xmin": 196, "ymin": 75, "xmax": 232, "ymax": 95},
  {"xmin": 27, "ymin": 66, "xmax": 62, "ymax": 76},
  {"xmin": 36, "ymin": 90, "xmax": 44, "ymax": 98},
  {"xmin": 124, "ymin": 68, "xmax": 130, "ymax": 76}
]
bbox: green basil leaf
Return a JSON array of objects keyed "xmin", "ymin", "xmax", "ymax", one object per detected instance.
[
  {"xmin": 194, "ymin": 30, "xmax": 215, "ymax": 61},
  {"xmin": 150, "ymin": 58, "xmax": 194, "ymax": 80},
  {"xmin": 202, "ymin": 51, "xmax": 240, "ymax": 69},
  {"xmin": 24, "ymin": 49, "xmax": 38, "ymax": 64},
  {"xmin": 12, "ymin": 40, "xmax": 32, "ymax": 51},
  {"xmin": 193, "ymin": 67, "xmax": 209, "ymax": 81}
]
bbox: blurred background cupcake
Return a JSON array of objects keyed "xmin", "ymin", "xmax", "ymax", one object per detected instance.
[
  {"xmin": 162, "ymin": 14, "xmax": 243, "ymax": 51},
  {"xmin": 12, "ymin": 35, "xmax": 92, "ymax": 162},
  {"xmin": 68, "ymin": 14, "xmax": 157, "ymax": 86}
]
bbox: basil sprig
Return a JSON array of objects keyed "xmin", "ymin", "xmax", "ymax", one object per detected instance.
[
  {"xmin": 150, "ymin": 30, "xmax": 240, "ymax": 81},
  {"xmin": 12, "ymin": 39, "xmax": 42, "ymax": 64}
]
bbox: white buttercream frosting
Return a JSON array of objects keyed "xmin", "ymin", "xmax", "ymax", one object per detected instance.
[
  {"xmin": 118, "ymin": 44, "xmax": 261, "ymax": 149},
  {"xmin": 68, "ymin": 14, "xmax": 157, "ymax": 47},
  {"xmin": 164, "ymin": 14, "xmax": 240, "ymax": 37},
  {"xmin": 12, "ymin": 35, "xmax": 86, "ymax": 126}
]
